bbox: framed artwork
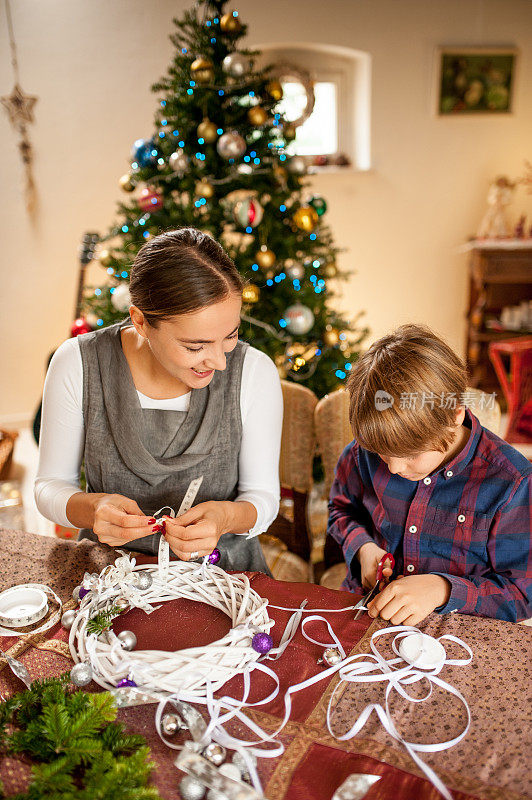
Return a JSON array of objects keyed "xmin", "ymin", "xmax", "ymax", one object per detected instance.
[{"xmin": 434, "ymin": 47, "xmax": 517, "ymax": 115}]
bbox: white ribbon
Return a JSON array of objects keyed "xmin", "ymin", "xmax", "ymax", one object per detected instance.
[{"xmin": 0, "ymin": 583, "xmax": 63, "ymax": 638}]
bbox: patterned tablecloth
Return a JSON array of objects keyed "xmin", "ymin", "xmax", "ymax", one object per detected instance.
[{"xmin": 0, "ymin": 528, "xmax": 531, "ymax": 800}]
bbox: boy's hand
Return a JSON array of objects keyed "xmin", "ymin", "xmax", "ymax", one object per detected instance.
[
  {"xmin": 367, "ymin": 574, "xmax": 451, "ymax": 626},
  {"xmin": 357, "ymin": 541, "xmax": 394, "ymax": 591}
]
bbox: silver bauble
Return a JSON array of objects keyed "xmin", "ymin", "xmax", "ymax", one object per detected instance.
[
  {"xmin": 110, "ymin": 283, "xmax": 131, "ymax": 313},
  {"xmin": 232, "ymin": 750, "xmax": 257, "ymax": 779},
  {"xmin": 169, "ymin": 149, "xmax": 189, "ymax": 177},
  {"xmin": 284, "ymin": 303, "xmax": 315, "ymax": 335},
  {"xmin": 72, "ymin": 586, "xmax": 81, "ymax": 602},
  {"xmin": 117, "ymin": 630, "xmax": 137, "ymax": 651},
  {"xmin": 323, "ymin": 646, "xmax": 342, "ymax": 666},
  {"xmin": 286, "ymin": 263, "xmax": 305, "ymax": 280},
  {"xmin": 286, "ymin": 156, "xmax": 307, "ymax": 174},
  {"xmin": 222, "ymin": 52, "xmax": 252, "ymax": 77},
  {"xmin": 202, "ymin": 742, "xmax": 226, "ymax": 766},
  {"xmin": 70, "ymin": 661, "xmax": 92, "ymax": 686},
  {"xmin": 179, "ymin": 775, "xmax": 206, "ymax": 800},
  {"xmin": 61, "ymin": 609, "xmax": 77, "ymax": 630},
  {"xmin": 161, "ymin": 712, "xmax": 183, "ymax": 736},
  {"xmin": 217, "ymin": 131, "xmax": 246, "ymax": 160},
  {"xmin": 135, "ymin": 571, "xmax": 153, "ymax": 591}
]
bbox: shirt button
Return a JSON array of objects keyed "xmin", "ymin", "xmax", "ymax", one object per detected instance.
[
  {"xmin": 446, "ymin": 470, "xmax": 453, "ymax": 478},
  {"xmin": 458, "ymin": 514, "xmax": 466, "ymax": 523},
  {"xmin": 423, "ymin": 477, "xmax": 431, "ymax": 485},
  {"xmin": 409, "ymin": 525, "xmax": 417, "ymax": 533},
  {"xmin": 406, "ymin": 564, "xmax": 415, "ymax": 573}
]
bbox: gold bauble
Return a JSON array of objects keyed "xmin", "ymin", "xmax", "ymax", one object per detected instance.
[
  {"xmin": 119, "ymin": 173, "xmax": 135, "ymax": 192},
  {"xmin": 292, "ymin": 205, "xmax": 319, "ymax": 233},
  {"xmin": 324, "ymin": 263, "xmax": 338, "ymax": 278},
  {"xmin": 191, "ymin": 57, "xmax": 215, "ymax": 84},
  {"xmin": 323, "ymin": 327, "xmax": 340, "ymax": 346},
  {"xmin": 266, "ymin": 79, "xmax": 283, "ymax": 101},
  {"xmin": 283, "ymin": 123, "xmax": 296, "ymax": 141},
  {"xmin": 197, "ymin": 118, "xmax": 218, "ymax": 143},
  {"xmin": 255, "ymin": 247, "xmax": 276, "ymax": 269},
  {"xmin": 195, "ymin": 180, "xmax": 214, "ymax": 199},
  {"xmin": 247, "ymin": 106, "xmax": 268, "ymax": 126},
  {"xmin": 220, "ymin": 12, "xmax": 242, "ymax": 34},
  {"xmin": 242, "ymin": 283, "xmax": 260, "ymax": 304},
  {"xmin": 99, "ymin": 249, "xmax": 113, "ymax": 267}
]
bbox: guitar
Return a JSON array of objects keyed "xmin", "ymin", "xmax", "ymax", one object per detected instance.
[{"xmin": 32, "ymin": 231, "xmax": 100, "ymax": 443}]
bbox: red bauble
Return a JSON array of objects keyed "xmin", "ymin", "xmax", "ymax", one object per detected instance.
[
  {"xmin": 71, "ymin": 317, "xmax": 92, "ymax": 337},
  {"xmin": 138, "ymin": 187, "xmax": 163, "ymax": 212}
]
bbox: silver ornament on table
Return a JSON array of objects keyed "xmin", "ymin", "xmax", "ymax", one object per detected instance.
[
  {"xmin": 286, "ymin": 155, "xmax": 307, "ymax": 174},
  {"xmin": 179, "ymin": 775, "xmax": 206, "ymax": 800},
  {"xmin": 161, "ymin": 712, "xmax": 185, "ymax": 736},
  {"xmin": 202, "ymin": 742, "xmax": 226, "ymax": 766},
  {"xmin": 222, "ymin": 52, "xmax": 252, "ymax": 77},
  {"xmin": 169, "ymin": 148, "xmax": 189, "ymax": 177},
  {"xmin": 286, "ymin": 262, "xmax": 305, "ymax": 280},
  {"xmin": 318, "ymin": 646, "xmax": 343, "ymax": 667},
  {"xmin": 284, "ymin": 303, "xmax": 315, "ymax": 335},
  {"xmin": 117, "ymin": 630, "xmax": 137, "ymax": 651},
  {"xmin": 232, "ymin": 750, "xmax": 257, "ymax": 780},
  {"xmin": 135, "ymin": 571, "xmax": 153, "ymax": 591},
  {"xmin": 110, "ymin": 283, "xmax": 131, "ymax": 313},
  {"xmin": 70, "ymin": 661, "xmax": 92, "ymax": 687},
  {"xmin": 61, "ymin": 609, "xmax": 77, "ymax": 630},
  {"xmin": 217, "ymin": 131, "xmax": 246, "ymax": 160}
]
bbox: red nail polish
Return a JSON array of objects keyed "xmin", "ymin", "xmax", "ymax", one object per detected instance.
[
  {"xmin": 148, "ymin": 517, "xmax": 156, "ymax": 524},
  {"xmin": 152, "ymin": 524, "xmax": 163, "ymax": 533}
]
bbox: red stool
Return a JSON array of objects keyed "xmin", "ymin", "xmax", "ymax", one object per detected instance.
[{"xmin": 489, "ymin": 338, "xmax": 532, "ymax": 444}]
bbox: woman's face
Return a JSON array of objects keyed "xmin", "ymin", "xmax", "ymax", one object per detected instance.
[{"xmin": 133, "ymin": 293, "xmax": 242, "ymax": 389}]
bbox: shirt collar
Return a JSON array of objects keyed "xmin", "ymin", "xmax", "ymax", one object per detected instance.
[{"xmin": 439, "ymin": 408, "xmax": 481, "ymax": 480}]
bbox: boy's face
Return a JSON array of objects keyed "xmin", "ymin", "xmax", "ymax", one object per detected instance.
[{"xmin": 377, "ymin": 408, "xmax": 467, "ymax": 481}]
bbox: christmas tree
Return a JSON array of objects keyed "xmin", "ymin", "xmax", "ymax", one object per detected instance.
[{"xmin": 81, "ymin": 0, "xmax": 368, "ymax": 398}]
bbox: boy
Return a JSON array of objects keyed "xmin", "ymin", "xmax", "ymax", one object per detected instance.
[{"xmin": 327, "ymin": 324, "xmax": 532, "ymax": 623}]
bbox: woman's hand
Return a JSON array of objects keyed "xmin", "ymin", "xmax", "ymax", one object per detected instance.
[
  {"xmin": 357, "ymin": 541, "xmax": 394, "ymax": 591},
  {"xmin": 366, "ymin": 574, "xmax": 451, "ymax": 626},
  {"xmin": 92, "ymin": 494, "xmax": 155, "ymax": 547},
  {"xmin": 162, "ymin": 501, "xmax": 231, "ymax": 560}
]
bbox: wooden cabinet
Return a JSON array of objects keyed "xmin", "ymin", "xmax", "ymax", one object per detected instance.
[{"xmin": 465, "ymin": 243, "xmax": 532, "ymax": 394}]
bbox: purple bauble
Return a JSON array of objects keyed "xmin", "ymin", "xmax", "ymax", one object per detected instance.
[
  {"xmin": 116, "ymin": 677, "xmax": 137, "ymax": 688},
  {"xmin": 78, "ymin": 586, "xmax": 91, "ymax": 600},
  {"xmin": 252, "ymin": 632, "xmax": 273, "ymax": 655},
  {"xmin": 208, "ymin": 548, "xmax": 221, "ymax": 565}
]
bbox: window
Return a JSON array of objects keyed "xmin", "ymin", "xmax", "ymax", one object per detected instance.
[{"xmin": 256, "ymin": 44, "xmax": 371, "ymax": 170}]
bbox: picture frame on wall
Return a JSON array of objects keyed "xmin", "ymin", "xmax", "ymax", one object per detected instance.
[{"xmin": 434, "ymin": 47, "xmax": 517, "ymax": 115}]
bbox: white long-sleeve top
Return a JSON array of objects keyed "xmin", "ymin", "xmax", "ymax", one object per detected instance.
[{"xmin": 34, "ymin": 336, "xmax": 283, "ymax": 536}]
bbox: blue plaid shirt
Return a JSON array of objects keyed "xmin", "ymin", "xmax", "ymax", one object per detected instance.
[{"xmin": 327, "ymin": 410, "xmax": 532, "ymax": 621}]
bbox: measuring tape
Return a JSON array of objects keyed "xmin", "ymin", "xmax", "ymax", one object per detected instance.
[{"xmin": 156, "ymin": 476, "xmax": 204, "ymax": 580}]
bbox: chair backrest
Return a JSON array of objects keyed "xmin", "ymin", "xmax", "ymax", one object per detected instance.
[
  {"xmin": 265, "ymin": 380, "xmax": 318, "ymax": 563},
  {"xmin": 278, "ymin": 380, "xmax": 318, "ymax": 492},
  {"xmin": 314, "ymin": 388, "xmax": 351, "ymax": 499}
]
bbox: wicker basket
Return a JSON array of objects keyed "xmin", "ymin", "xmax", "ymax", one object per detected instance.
[{"xmin": 0, "ymin": 430, "xmax": 18, "ymax": 480}]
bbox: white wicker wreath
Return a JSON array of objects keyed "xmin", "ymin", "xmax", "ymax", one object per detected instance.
[{"xmin": 68, "ymin": 550, "xmax": 273, "ymax": 698}]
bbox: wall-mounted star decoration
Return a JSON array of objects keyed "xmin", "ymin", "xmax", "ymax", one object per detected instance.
[{"xmin": 1, "ymin": 82, "xmax": 38, "ymax": 126}]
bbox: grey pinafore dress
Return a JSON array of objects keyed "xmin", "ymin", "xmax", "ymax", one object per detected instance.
[{"xmin": 76, "ymin": 320, "xmax": 270, "ymax": 573}]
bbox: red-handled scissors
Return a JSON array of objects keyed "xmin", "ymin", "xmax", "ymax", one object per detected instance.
[{"xmin": 354, "ymin": 552, "xmax": 395, "ymax": 620}]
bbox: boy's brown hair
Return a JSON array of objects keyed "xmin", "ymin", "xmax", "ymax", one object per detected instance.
[{"xmin": 347, "ymin": 324, "xmax": 468, "ymax": 456}]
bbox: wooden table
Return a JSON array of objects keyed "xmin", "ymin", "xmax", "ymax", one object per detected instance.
[{"xmin": 1, "ymin": 529, "xmax": 531, "ymax": 800}]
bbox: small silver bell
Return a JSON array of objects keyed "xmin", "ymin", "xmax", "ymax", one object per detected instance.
[
  {"xmin": 61, "ymin": 609, "xmax": 77, "ymax": 630},
  {"xmin": 117, "ymin": 630, "xmax": 137, "ymax": 651},
  {"xmin": 179, "ymin": 775, "xmax": 206, "ymax": 800},
  {"xmin": 161, "ymin": 712, "xmax": 183, "ymax": 736},
  {"xmin": 318, "ymin": 647, "xmax": 343, "ymax": 667},
  {"xmin": 135, "ymin": 571, "xmax": 153, "ymax": 591},
  {"xmin": 202, "ymin": 742, "xmax": 226, "ymax": 766}
]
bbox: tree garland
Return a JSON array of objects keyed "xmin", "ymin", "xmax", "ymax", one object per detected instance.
[{"xmin": 0, "ymin": 675, "xmax": 161, "ymax": 799}]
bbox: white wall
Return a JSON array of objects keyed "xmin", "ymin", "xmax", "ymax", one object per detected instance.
[{"xmin": 1, "ymin": 0, "xmax": 532, "ymax": 422}]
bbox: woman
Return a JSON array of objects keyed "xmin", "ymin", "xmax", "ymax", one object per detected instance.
[{"xmin": 35, "ymin": 228, "xmax": 283, "ymax": 573}]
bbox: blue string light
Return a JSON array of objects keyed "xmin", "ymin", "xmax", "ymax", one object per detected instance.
[
  {"xmin": 228, "ymin": 157, "xmax": 234, "ymax": 164},
  {"xmin": 206, "ymin": 20, "xmax": 211, "ymax": 26},
  {"xmin": 139, "ymin": 218, "xmax": 145, "ymax": 225},
  {"xmin": 213, "ymin": 16, "xmax": 219, "ymax": 23},
  {"xmin": 121, "ymin": 225, "xmax": 129, "ymax": 233},
  {"xmin": 267, "ymin": 279, "xmax": 273, "ymax": 286},
  {"xmin": 161, "ymin": 119, "xmax": 167, "ymax": 125},
  {"xmin": 110, "ymin": 287, "xmax": 116, "ymax": 294},
  {"xmin": 178, "ymin": 140, "xmax": 185, "ymax": 147},
  {"xmin": 232, "ymin": 10, "xmax": 238, "ymax": 16},
  {"xmin": 198, "ymin": 138, "xmax": 204, "ymax": 145},
  {"xmin": 217, "ymin": 128, "xmax": 224, "ymax": 134},
  {"xmin": 157, "ymin": 157, "xmax": 165, "ymax": 165},
  {"xmin": 279, "ymin": 204, "xmax": 286, "ymax": 212},
  {"xmin": 97, "ymin": 319, "xmax": 104, "ymax": 327},
  {"xmin": 279, "ymin": 154, "xmax": 286, "ymax": 161},
  {"xmin": 106, "ymin": 267, "xmax": 114, "ymax": 275},
  {"xmin": 218, "ymin": 90, "xmax": 224, "ymax": 96},
  {"xmin": 244, "ymin": 155, "xmax": 250, "ymax": 162},
  {"xmin": 189, "ymin": 81, "xmax": 196, "ymax": 87},
  {"xmin": 249, "ymin": 91, "xmax": 255, "ymax": 97},
  {"xmin": 173, "ymin": 130, "xmax": 179, "ymax": 136},
  {"xmin": 251, "ymin": 264, "xmax": 259, "ymax": 271},
  {"xmin": 210, "ymin": 37, "xmax": 216, "ymax": 43},
  {"xmin": 121, "ymin": 271, "xmax": 128, "ymax": 279},
  {"xmin": 335, "ymin": 369, "xmax": 346, "ymax": 379},
  {"xmin": 143, "ymin": 231, "xmax": 150, "ymax": 238},
  {"xmin": 279, "ymin": 318, "xmax": 287, "ymax": 327},
  {"xmin": 181, "ymin": 48, "xmax": 187, "ymax": 54},
  {"xmin": 279, "ymin": 272, "xmax": 286, "ymax": 279},
  {"xmin": 245, "ymin": 226, "xmax": 252, "ymax": 233},
  {"xmin": 250, "ymin": 151, "xmax": 256, "ymax": 157},
  {"xmin": 274, "ymin": 275, "xmax": 281, "ymax": 283},
  {"xmin": 159, "ymin": 132, "xmax": 165, "ymax": 138},
  {"xmin": 131, "ymin": 161, "xmax": 139, "ymax": 169},
  {"xmin": 316, "ymin": 348, "xmax": 322, "ymax": 355},
  {"xmin": 253, "ymin": 158, "xmax": 260, "ymax": 164},
  {"xmin": 95, "ymin": 288, "xmax": 101, "ymax": 296},
  {"xmin": 345, "ymin": 362, "xmax": 352, "ymax": 370},
  {"xmin": 313, "ymin": 259, "xmax": 320, "ymax": 267},
  {"xmin": 160, "ymin": 100, "xmax": 166, "ymax": 107},
  {"xmin": 187, "ymin": 89, "xmax": 193, "ymax": 95},
  {"xmin": 310, "ymin": 233, "xmax": 317, "ymax": 240},
  {"xmin": 339, "ymin": 333, "xmax": 346, "ymax": 340},
  {"xmin": 310, "ymin": 275, "xmax": 317, "ymax": 284}
]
